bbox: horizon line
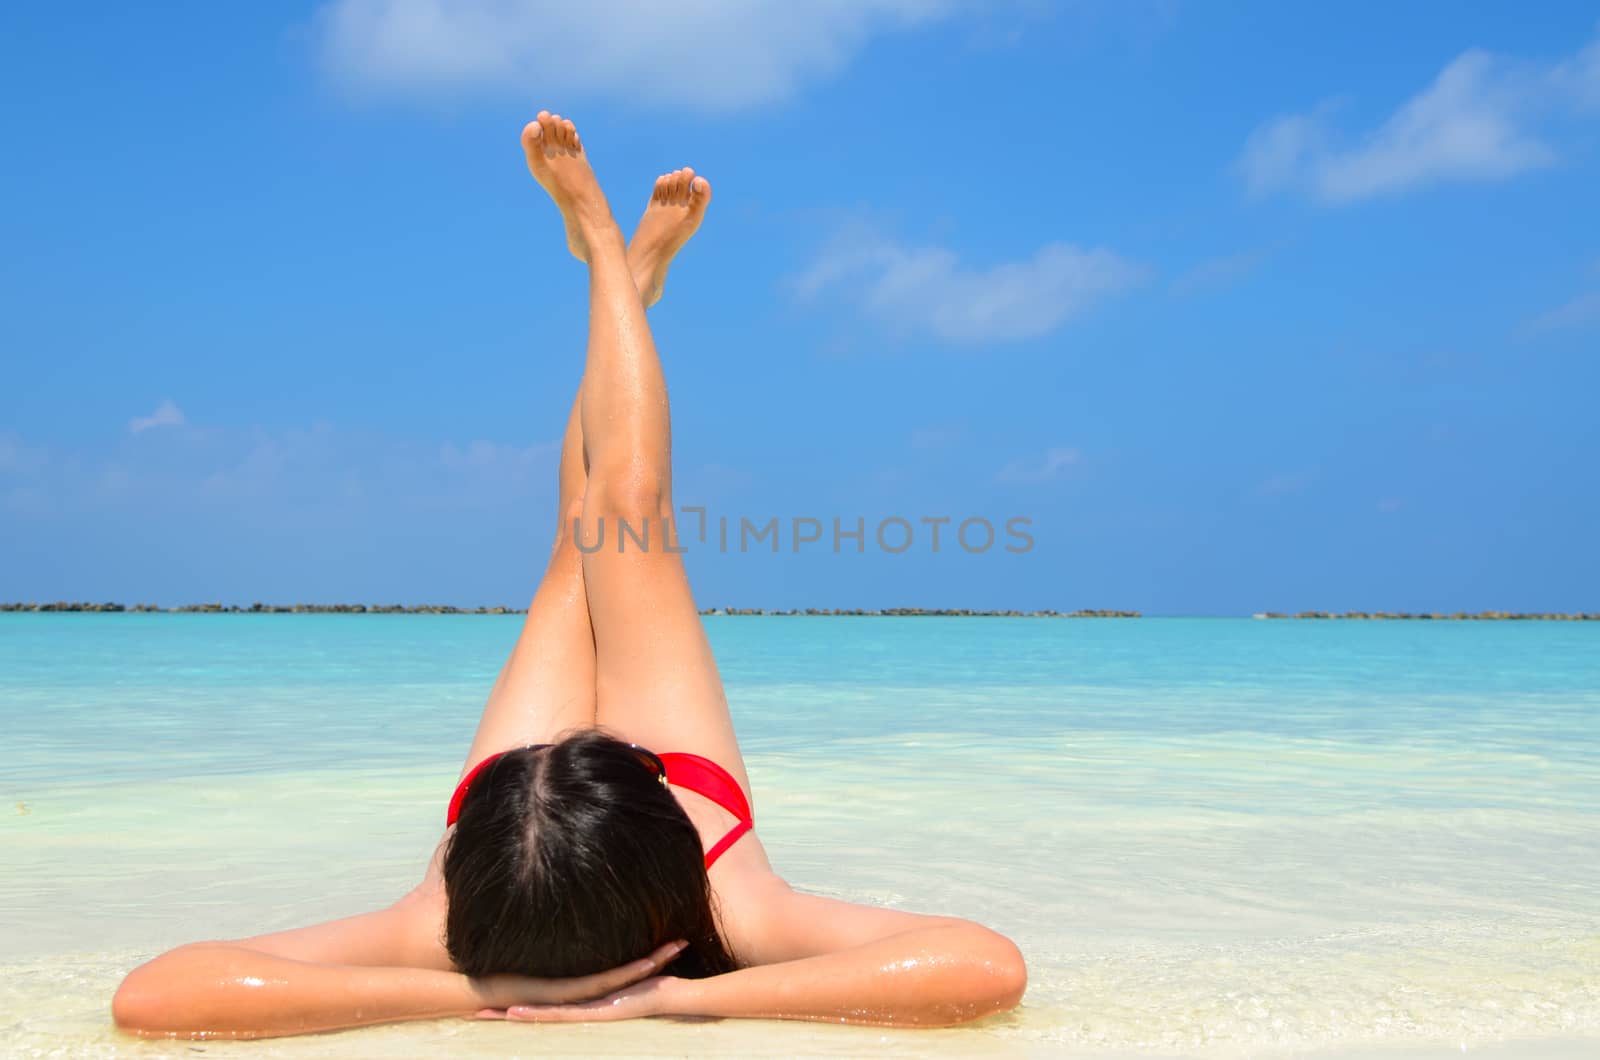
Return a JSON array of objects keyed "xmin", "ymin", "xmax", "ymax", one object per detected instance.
[{"xmin": 2, "ymin": 603, "xmax": 1598, "ymax": 621}]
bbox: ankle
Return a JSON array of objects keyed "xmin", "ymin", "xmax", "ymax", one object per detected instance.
[
  {"xmin": 574, "ymin": 204, "xmax": 622, "ymax": 244},
  {"xmin": 627, "ymin": 244, "xmax": 661, "ymax": 277}
]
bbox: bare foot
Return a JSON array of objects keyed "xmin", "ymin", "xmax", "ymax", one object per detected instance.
[
  {"xmin": 520, "ymin": 111, "xmax": 612, "ymax": 262},
  {"xmin": 627, "ymin": 168, "xmax": 712, "ymax": 308}
]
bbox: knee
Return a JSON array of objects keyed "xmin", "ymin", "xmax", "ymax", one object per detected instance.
[{"xmin": 584, "ymin": 459, "xmax": 670, "ymax": 521}]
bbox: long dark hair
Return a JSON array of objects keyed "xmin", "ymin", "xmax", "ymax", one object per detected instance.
[{"xmin": 442, "ymin": 729, "xmax": 738, "ymax": 979}]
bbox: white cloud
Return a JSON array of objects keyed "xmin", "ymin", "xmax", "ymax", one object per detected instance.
[
  {"xmin": 2, "ymin": 422, "xmax": 569, "ymax": 602},
  {"xmin": 1237, "ymin": 112, "xmax": 1330, "ymax": 197},
  {"xmin": 1521, "ymin": 258, "xmax": 1600, "ymax": 338},
  {"xmin": 996, "ymin": 447, "xmax": 1081, "ymax": 485},
  {"xmin": 316, "ymin": 0, "xmax": 956, "ymax": 110},
  {"xmin": 1170, "ymin": 246, "xmax": 1273, "ymax": 297},
  {"xmin": 1523, "ymin": 288, "xmax": 1600, "ymax": 337},
  {"xmin": 438, "ymin": 438, "xmax": 560, "ymax": 473},
  {"xmin": 0, "ymin": 433, "xmax": 49, "ymax": 475},
  {"xmin": 130, "ymin": 399, "xmax": 186, "ymax": 434},
  {"xmin": 795, "ymin": 227, "xmax": 1144, "ymax": 345},
  {"xmin": 1317, "ymin": 52, "xmax": 1553, "ymax": 200},
  {"xmin": 1551, "ymin": 32, "xmax": 1600, "ymax": 108},
  {"xmin": 1237, "ymin": 32, "xmax": 1600, "ymax": 203},
  {"xmin": 9, "ymin": 421, "xmax": 562, "ymax": 522}
]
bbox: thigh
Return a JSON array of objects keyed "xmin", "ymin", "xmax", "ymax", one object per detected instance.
[
  {"xmin": 582, "ymin": 509, "xmax": 750, "ymax": 798},
  {"xmin": 582, "ymin": 503, "xmax": 777, "ymax": 896},
  {"xmin": 458, "ymin": 531, "xmax": 596, "ymax": 777}
]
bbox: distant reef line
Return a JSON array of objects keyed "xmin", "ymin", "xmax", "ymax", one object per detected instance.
[
  {"xmin": 2, "ymin": 602, "xmax": 1597, "ymax": 619},
  {"xmin": 0, "ymin": 602, "xmax": 1140, "ymax": 618},
  {"xmin": 1252, "ymin": 610, "xmax": 1598, "ymax": 621}
]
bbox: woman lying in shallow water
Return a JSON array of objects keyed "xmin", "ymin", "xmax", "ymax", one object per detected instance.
[{"xmin": 111, "ymin": 112, "xmax": 1027, "ymax": 1039}]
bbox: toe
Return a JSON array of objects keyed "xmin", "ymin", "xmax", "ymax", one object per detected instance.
[
  {"xmin": 691, "ymin": 175, "xmax": 712, "ymax": 207},
  {"xmin": 522, "ymin": 120, "xmax": 543, "ymax": 147},
  {"xmin": 679, "ymin": 168, "xmax": 696, "ymax": 205},
  {"xmin": 653, "ymin": 174, "xmax": 670, "ymax": 203}
]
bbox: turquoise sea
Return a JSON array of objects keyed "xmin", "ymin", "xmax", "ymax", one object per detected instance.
[{"xmin": 2, "ymin": 615, "xmax": 1598, "ymax": 1058}]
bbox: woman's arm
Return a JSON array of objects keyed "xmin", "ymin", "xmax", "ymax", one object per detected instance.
[
  {"xmin": 502, "ymin": 921, "xmax": 1025, "ymax": 1027},
  {"xmin": 112, "ymin": 892, "xmax": 687, "ymax": 1039},
  {"xmin": 498, "ymin": 885, "xmax": 1027, "ymax": 1027},
  {"xmin": 112, "ymin": 938, "xmax": 685, "ymax": 1039},
  {"xmin": 113, "ymin": 940, "xmax": 493, "ymax": 1039},
  {"xmin": 113, "ymin": 936, "xmax": 687, "ymax": 1040},
  {"xmin": 695, "ymin": 918, "xmax": 1024, "ymax": 1025}
]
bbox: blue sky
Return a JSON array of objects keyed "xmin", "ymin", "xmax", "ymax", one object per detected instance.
[{"xmin": 2, "ymin": 2, "xmax": 1597, "ymax": 614}]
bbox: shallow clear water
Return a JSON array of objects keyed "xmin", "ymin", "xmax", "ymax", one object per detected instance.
[{"xmin": 2, "ymin": 615, "xmax": 1598, "ymax": 1057}]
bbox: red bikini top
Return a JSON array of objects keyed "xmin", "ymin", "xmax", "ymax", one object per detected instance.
[
  {"xmin": 659, "ymin": 751, "xmax": 753, "ymax": 869},
  {"xmin": 446, "ymin": 747, "xmax": 753, "ymax": 870}
]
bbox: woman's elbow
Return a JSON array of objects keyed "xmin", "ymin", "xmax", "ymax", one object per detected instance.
[
  {"xmin": 969, "ymin": 927, "xmax": 1027, "ymax": 1017},
  {"xmin": 112, "ymin": 945, "xmax": 213, "ymax": 1036},
  {"xmin": 112, "ymin": 960, "xmax": 166, "ymax": 1035},
  {"xmin": 922, "ymin": 923, "xmax": 1027, "ymax": 1025}
]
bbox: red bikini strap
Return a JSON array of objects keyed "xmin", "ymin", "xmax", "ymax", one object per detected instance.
[
  {"xmin": 658, "ymin": 752, "xmax": 751, "ymax": 822},
  {"xmin": 703, "ymin": 819, "xmax": 753, "ymax": 868},
  {"xmin": 658, "ymin": 752, "xmax": 753, "ymax": 868}
]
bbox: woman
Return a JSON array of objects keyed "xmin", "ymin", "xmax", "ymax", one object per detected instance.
[{"xmin": 111, "ymin": 112, "xmax": 1028, "ymax": 1039}]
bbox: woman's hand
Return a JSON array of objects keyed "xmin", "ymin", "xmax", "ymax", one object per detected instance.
[
  {"xmin": 471, "ymin": 940, "xmax": 686, "ymax": 1018},
  {"xmin": 493, "ymin": 974, "xmax": 685, "ymax": 1023}
]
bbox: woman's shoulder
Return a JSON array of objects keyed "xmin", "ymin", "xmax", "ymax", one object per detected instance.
[
  {"xmin": 239, "ymin": 885, "xmax": 452, "ymax": 971},
  {"xmin": 711, "ymin": 868, "xmax": 961, "ymax": 968}
]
